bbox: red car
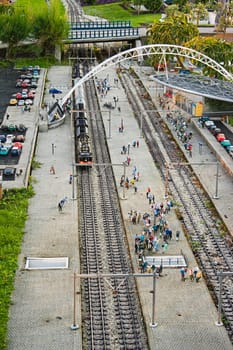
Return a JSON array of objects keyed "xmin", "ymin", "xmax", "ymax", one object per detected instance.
[
  {"xmin": 216, "ymin": 133, "xmax": 225, "ymax": 142},
  {"xmin": 27, "ymin": 91, "xmax": 35, "ymax": 99},
  {"xmin": 16, "ymin": 92, "xmax": 22, "ymax": 99}
]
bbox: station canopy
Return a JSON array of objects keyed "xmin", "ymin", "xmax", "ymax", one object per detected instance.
[{"xmin": 151, "ymin": 73, "xmax": 233, "ymax": 103}]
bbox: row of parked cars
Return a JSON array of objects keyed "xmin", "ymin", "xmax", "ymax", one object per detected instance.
[
  {"xmin": 0, "ymin": 134, "xmax": 24, "ymax": 156},
  {"xmin": 199, "ymin": 117, "xmax": 233, "ymax": 158},
  {"xmin": 9, "ymin": 66, "xmax": 40, "ymax": 107}
]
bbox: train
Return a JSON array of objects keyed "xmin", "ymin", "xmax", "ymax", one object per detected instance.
[{"xmin": 74, "ymin": 86, "xmax": 92, "ymax": 165}]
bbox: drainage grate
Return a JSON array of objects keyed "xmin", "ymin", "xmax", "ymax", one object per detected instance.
[
  {"xmin": 25, "ymin": 257, "xmax": 69, "ymax": 270},
  {"xmin": 144, "ymin": 255, "xmax": 187, "ymax": 268}
]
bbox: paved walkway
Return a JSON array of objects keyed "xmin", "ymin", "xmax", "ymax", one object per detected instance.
[
  {"xmin": 7, "ymin": 64, "xmax": 233, "ymax": 350},
  {"xmin": 7, "ymin": 67, "xmax": 82, "ymax": 350}
]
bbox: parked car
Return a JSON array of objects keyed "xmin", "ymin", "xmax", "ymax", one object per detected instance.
[
  {"xmin": 25, "ymin": 99, "xmax": 33, "ymax": 105},
  {"xmin": 16, "ymin": 79, "xmax": 23, "ymax": 87},
  {"xmin": 18, "ymin": 99, "xmax": 25, "ymax": 106},
  {"xmin": 209, "ymin": 124, "xmax": 216, "ymax": 133},
  {"xmin": 3, "ymin": 167, "xmax": 15, "ymax": 178},
  {"xmin": 205, "ymin": 120, "xmax": 215, "ymax": 128},
  {"xmin": 0, "ymin": 146, "xmax": 10, "ymax": 155},
  {"xmin": 16, "ymin": 92, "xmax": 22, "ymax": 99},
  {"xmin": 0, "ymin": 135, "xmax": 6, "ymax": 143},
  {"xmin": 221, "ymin": 140, "xmax": 231, "ymax": 148},
  {"xmin": 30, "ymin": 82, "xmax": 38, "ymax": 88},
  {"xmin": 213, "ymin": 128, "xmax": 221, "ymax": 136},
  {"xmin": 27, "ymin": 91, "xmax": 35, "ymax": 99},
  {"xmin": 226, "ymin": 145, "xmax": 233, "ymax": 153},
  {"xmin": 21, "ymin": 82, "xmax": 30, "ymax": 88},
  {"xmin": 14, "ymin": 135, "xmax": 25, "ymax": 142},
  {"xmin": 21, "ymin": 91, "xmax": 28, "ymax": 99},
  {"xmin": 9, "ymin": 98, "xmax": 17, "ymax": 106},
  {"xmin": 199, "ymin": 116, "xmax": 209, "ymax": 123},
  {"xmin": 216, "ymin": 133, "xmax": 226, "ymax": 142},
  {"xmin": 11, "ymin": 147, "xmax": 22, "ymax": 156}
]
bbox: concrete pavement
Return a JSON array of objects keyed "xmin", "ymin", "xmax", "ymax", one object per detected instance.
[{"xmin": 6, "ymin": 63, "xmax": 233, "ymax": 350}]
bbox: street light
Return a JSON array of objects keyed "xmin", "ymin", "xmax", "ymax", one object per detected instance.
[
  {"xmin": 213, "ymin": 161, "xmax": 220, "ymax": 199},
  {"xmin": 168, "ymin": 162, "xmax": 221, "ymax": 199},
  {"xmin": 150, "ymin": 271, "xmax": 158, "ymax": 328}
]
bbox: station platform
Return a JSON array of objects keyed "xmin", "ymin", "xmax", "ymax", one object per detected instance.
[
  {"xmin": 7, "ymin": 64, "xmax": 233, "ymax": 350},
  {"xmin": 98, "ymin": 65, "xmax": 233, "ymax": 350}
]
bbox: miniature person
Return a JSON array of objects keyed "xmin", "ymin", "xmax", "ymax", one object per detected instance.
[{"xmin": 50, "ymin": 165, "xmax": 55, "ymax": 174}]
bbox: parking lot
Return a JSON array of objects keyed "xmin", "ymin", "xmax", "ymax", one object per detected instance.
[{"xmin": 0, "ymin": 67, "xmax": 19, "ymax": 123}]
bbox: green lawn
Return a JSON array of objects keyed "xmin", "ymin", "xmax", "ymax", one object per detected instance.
[
  {"xmin": 0, "ymin": 187, "xmax": 34, "ymax": 349},
  {"xmin": 83, "ymin": 2, "xmax": 160, "ymax": 27}
]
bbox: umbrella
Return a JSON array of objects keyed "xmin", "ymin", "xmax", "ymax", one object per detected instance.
[{"xmin": 49, "ymin": 88, "xmax": 62, "ymax": 94}]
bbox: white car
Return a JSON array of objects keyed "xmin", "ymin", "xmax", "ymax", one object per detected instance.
[
  {"xmin": 205, "ymin": 120, "xmax": 215, "ymax": 128},
  {"xmin": 25, "ymin": 99, "xmax": 33, "ymax": 105}
]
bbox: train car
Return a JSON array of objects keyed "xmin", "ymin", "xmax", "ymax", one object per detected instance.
[{"xmin": 74, "ymin": 86, "xmax": 92, "ymax": 165}]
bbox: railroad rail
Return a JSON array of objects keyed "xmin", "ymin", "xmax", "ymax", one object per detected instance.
[
  {"xmin": 119, "ymin": 69, "xmax": 233, "ymax": 342},
  {"xmin": 75, "ymin": 60, "xmax": 148, "ymax": 348}
]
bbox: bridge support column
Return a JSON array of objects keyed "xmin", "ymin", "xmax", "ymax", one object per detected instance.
[{"xmin": 55, "ymin": 44, "xmax": 61, "ymax": 62}]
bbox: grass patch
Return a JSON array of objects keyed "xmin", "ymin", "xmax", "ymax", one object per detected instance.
[
  {"xmin": 83, "ymin": 2, "xmax": 160, "ymax": 27},
  {"xmin": 31, "ymin": 158, "xmax": 42, "ymax": 170},
  {"xmin": 229, "ymin": 116, "xmax": 233, "ymax": 126},
  {"xmin": 14, "ymin": 56, "xmax": 61, "ymax": 69},
  {"xmin": 0, "ymin": 187, "xmax": 34, "ymax": 349}
]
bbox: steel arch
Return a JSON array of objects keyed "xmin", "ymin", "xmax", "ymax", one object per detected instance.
[{"xmin": 62, "ymin": 44, "xmax": 233, "ymax": 104}]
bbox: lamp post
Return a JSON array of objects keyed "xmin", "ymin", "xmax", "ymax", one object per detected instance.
[
  {"xmin": 150, "ymin": 271, "xmax": 158, "ymax": 328},
  {"xmin": 70, "ymin": 272, "xmax": 79, "ymax": 330},
  {"xmin": 169, "ymin": 161, "xmax": 221, "ymax": 199},
  {"xmin": 107, "ymin": 110, "xmax": 111, "ymax": 139},
  {"xmin": 213, "ymin": 161, "xmax": 220, "ymax": 199}
]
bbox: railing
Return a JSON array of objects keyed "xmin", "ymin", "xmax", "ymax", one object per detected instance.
[
  {"xmin": 70, "ymin": 20, "xmax": 131, "ymax": 30},
  {"xmin": 68, "ymin": 28, "xmax": 139, "ymax": 41}
]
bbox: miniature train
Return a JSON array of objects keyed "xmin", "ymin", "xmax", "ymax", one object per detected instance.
[{"xmin": 74, "ymin": 87, "xmax": 92, "ymax": 165}]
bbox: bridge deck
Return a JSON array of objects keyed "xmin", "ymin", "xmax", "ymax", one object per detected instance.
[
  {"xmin": 67, "ymin": 28, "xmax": 139, "ymax": 42},
  {"xmin": 70, "ymin": 20, "xmax": 132, "ymax": 30}
]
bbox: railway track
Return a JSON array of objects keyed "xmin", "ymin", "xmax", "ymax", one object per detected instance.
[
  {"xmin": 119, "ymin": 68, "xmax": 233, "ymax": 341},
  {"xmin": 65, "ymin": 0, "xmax": 84, "ymax": 23},
  {"xmin": 76, "ymin": 62, "xmax": 148, "ymax": 349}
]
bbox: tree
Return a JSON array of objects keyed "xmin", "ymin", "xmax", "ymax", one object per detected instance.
[
  {"xmin": 186, "ymin": 36, "xmax": 233, "ymax": 76},
  {"xmin": 0, "ymin": 8, "xmax": 32, "ymax": 58},
  {"xmin": 147, "ymin": 12, "xmax": 199, "ymax": 68},
  {"xmin": 32, "ymin": 0, "xmax": 68, "ymax": 55},
  {"xmin": 148, "ymin": 12, "xmax": 199, "ymax": 46},
  {"xmin": 189, "ymin": 2, "xmax": 209, "ymax": 26},
  {"xmin": 143, "ymin": 0, "xmax": 163, "ymax": 13},
  {"xmin": 133, "ymin": 0, "xmax": 143, "ymax": 15}
]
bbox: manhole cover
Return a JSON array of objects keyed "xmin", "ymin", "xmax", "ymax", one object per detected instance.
[{"xmin": 25, "ymin": 257, "xmax": 69, "ymax": 270}]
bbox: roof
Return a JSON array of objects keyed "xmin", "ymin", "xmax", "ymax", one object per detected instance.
[{"xmin": 151, "ymin": 73, "xmax": 233, "ymax": 103}]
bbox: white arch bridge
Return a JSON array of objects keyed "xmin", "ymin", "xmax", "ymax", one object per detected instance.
[{"xmin": 62, "ymin": 44, "xmax": 233, "ymax": 105}]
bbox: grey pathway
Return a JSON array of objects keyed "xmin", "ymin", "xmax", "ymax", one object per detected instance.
[{"xmin": 7, "ymin": 67, "xmax": 82, "ymax": 350}]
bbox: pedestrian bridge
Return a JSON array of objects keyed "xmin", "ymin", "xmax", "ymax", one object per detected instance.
[{"xmin": 66, "ymin": 20, "xmax": 140, "ymax": 43}]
